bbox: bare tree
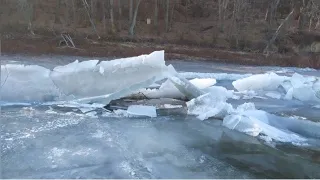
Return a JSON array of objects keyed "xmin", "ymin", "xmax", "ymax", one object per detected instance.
[
  {"xmin": 264, "ymin": 9, "xmax": 295, "ymax": 56},
  {"xmin": 64, "ymin": 0, "xmax": 71, "ymax": 25},
  {"xmin": 129, "ymin": 0, "xmax": 133, "ymax": 22},
  {"xmin": 18, "ymin": 0, "xmax": 35, "ymax": 35},
  {"xmin": 54, "ymin": 0, "xmax": 61, "ymax": 24},
  {"xmin": 71, "ymin": 0, "xmax": 77, "ymax": 25},
  {"xmin": 118, "ymin": 0, "xmax": 122, "ymax": 31},
  {"xmin": 170, "ymin": 0, "xmax": 175, "ymax": 31},
  {"xmin": 91, "ymin": 0, "xmax": 96, "ymax": 20},
  {"xmin": 102, "ymin": 0, "xmax": 107, "ymax": 32},
  {"xmin": 154, "ymin": 0, "xmax": 159, "ymax": 33},
  {"xmin": 218, "ymin": 0, "xmax": 230, "ymax": 31},
  {"xmin": 110, "ymin": 0, "xmax": 116, "ymax": 33},
  {"xmin": 81, "ymin": 0, "xmax": 100, "ymax": 38},
  {"xmin": 129, "ymin": 0, "xmax": 142, "ymax": 36},
  {"xmin": 165, "ymin": 0, "xmax": 170, "ymax": 32},
  {"xmin": 265, "ymin": 0, "xmax": 281, "ymax": 25}
]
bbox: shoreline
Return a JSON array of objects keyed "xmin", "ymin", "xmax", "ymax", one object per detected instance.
[{"xmin": 1, "ymin": 36, "xmax": 319, "ymax": 69}]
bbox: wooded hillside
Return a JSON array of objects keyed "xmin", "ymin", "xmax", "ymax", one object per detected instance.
[{"xmin": 1, "ymin": 0, "xmax": 320, "ymax": 67}]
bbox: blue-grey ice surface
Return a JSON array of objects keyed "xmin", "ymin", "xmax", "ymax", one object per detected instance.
[{"xmin": 1, "ymin": 54, "xmax": 320, "ymax": 178}]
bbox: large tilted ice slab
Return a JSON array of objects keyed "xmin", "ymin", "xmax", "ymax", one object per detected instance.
[
  {"xmin": 1, "ymin": 51, "xmax": 171, "ymax": 103},
  {"xmin": 51, "ymin": 51, "xmax": 168, "ymax": 99}
]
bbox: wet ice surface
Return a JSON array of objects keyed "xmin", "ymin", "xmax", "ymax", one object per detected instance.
[
  {"xmin": 2, "ymin": 107, "xmax": 257, "ymax": 178},
  {"xmin": 1, "ymin": 54, "xmax": 320, "ymax": 178}
]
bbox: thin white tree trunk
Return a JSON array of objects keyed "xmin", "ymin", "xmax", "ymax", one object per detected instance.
[
  {"xmin": 81, "ymin": 0, "xmax": 100, "ymax": 39},
  {"xmin": 263, "ymin": 9, "xmax": 294, "ymax": 56},
  {"xmin": 129, "ymin": 0, "xmax": 142, "ymax": 36},
  {"xmin": 309, "ymin": 17, "xmax": 313, "ymax": 31},
  {"xmin": 315, "ymin": 18, "xmax": 320, "ymax": 29}
]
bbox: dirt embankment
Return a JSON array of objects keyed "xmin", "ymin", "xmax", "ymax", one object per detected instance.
[{"xmin": 1, "ymin": 34, "xmax": 320, "ymax": 69}]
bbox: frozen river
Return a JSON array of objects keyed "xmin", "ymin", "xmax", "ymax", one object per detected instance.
[{"xmin": 1, "ymin": 54, "xmax": 320, "ymax": 178}]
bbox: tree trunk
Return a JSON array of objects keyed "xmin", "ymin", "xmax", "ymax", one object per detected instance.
[
  {"xmin": 263, "ymin": 9, "xmax": 294, "ymax": 56},
  {"xmin": 71, "ymin": 0, "xmax": 77, "ymax": 25},
  {"xmin": 91, "ymin": 0, "xmax": 94, "ymax": 18},
  {"xmin": 309, "ymin": 17, "xmax": 313, "ymax": 31},
  {"xmin": 55, "ymin": 0, "xmax": 61, "ymax": 24},
  {"xmin": 81, "ymin": 0, "xmax": 100, "ymax": 38},
  {"xmin": 129, "ymin": 0, "xmax": 142, "ymax": 36},
  {"xmin": 170, "ymin": 1, "xmax": 175, "ymax": 31},
  {"xmin": 165, "ymin": 0, "xmax": 169, "ymax": 32},
  {"xmin": 102, "ymin": 0, "xmax": 106, "ymax": 33},
  {"xmin": 129, "ymin": 0, "xmax": 133, "ymax": 22},
  {"xmin": 315, "ymin": 18, "xmax": 320, "ymax": 30},
  {"xmin": 118, "ymin": 0, "xmax": 122, "ymax": 31},
  {"xmin": 218, "ymin": 0, "xmax": 223, "ymax": 30},
  {"xmin": 26, "ymin": 0, "xmax": 35, "ymax": 35},
  {"xmin": 65, "ymin": 0, "xmax": 70, "ymax": 25},
  {"xmin": 154, "ymin": 0, "xmax": 158, "ymax": 33},
  {"xmin": 110, "ymin": 0, "xmax": 116, "ymax": 33}
]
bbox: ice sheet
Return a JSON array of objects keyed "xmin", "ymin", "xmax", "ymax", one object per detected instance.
[{"xmin": 1, "ymin": 51, "xmax": 170, "ymax": 104}]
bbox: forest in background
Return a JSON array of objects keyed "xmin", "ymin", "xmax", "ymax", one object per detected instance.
[{"xmin": 1, "ymin": 0, "xmax": 320, "ymax": 67}]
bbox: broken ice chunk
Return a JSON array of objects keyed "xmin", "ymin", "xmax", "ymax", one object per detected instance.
[
  {"xmin": 232, "ymin": 72, "xmax": 288, "ymax": 92},
  {"xmin": 168, "ymin": 75, "xmax": 204, "ymax": 100},
  {"xmin": 186, "ymin": 93, "xmax": 234, "ymax": 120},
  {"xmin": 189, "ymin": 78, "xmax": 216, "ymax": 89},
  {"xmin": 292, "ymin": 85, "xmax": 318, "ymax": 102}
]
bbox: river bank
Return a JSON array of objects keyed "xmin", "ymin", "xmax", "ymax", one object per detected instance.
[{"xmin": 1, "ymin": 35, "xmax": 319, "ymax": 69}]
